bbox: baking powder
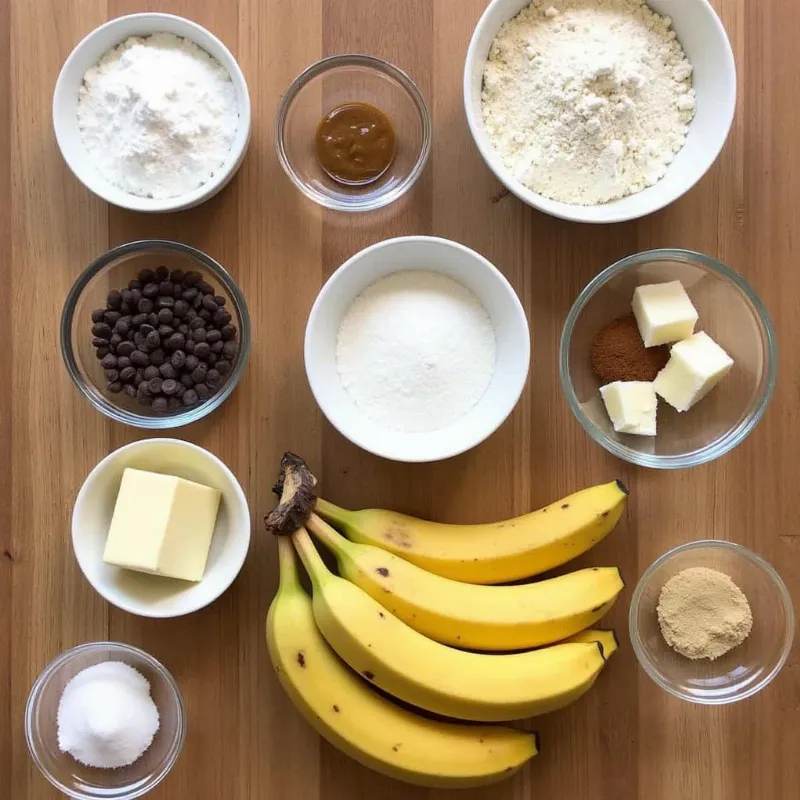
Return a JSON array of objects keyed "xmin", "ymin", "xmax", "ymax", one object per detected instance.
[
  {"xmin": 336, "ymin": 271, "xmax": 497, "ymax": 433},
  {"xmin": 57, "ymin": 661, "xmax": 160, "ymax": 769},
  {"xmin": 77, "ymin": 33, "xmax": 239, "ymax": 199},
  {"xmin": 482, "ymin": 0, "xmax": 696, "ymax": 205}
]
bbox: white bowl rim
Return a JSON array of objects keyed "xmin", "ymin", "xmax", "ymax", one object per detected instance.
[
  {"xmin": 463, "ymin": 0, "xmax": 737, "ymax": 224},
  {"xmin": 52, "ymin": 12, "xmax": 252, "ymax": 213},
  {"xmin": 25, "ymin": 641, "xmax": 186, "ymax": 800},
  {"xmin": 558, "ymin": 248, "xmax": 778, "ymax": 469},
  {"xmin": 71, "ymin": 438, "xmax": 251, "ymax": 618},
  {"xmin": 304, "ymin": 235, "xmax": 531, "ymax": 462},
  {"xmin": 628, "ymin": 539, "xmax": 795, "ymax": 705}
]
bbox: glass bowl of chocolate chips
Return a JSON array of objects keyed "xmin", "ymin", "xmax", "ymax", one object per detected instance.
[
  {"xmin": 61, "ymin": 240, "xmax": 251, "ymax": 428},
  {"xmin": 559, "ymin": 249, "xmax": 776, "ymax": 469}
]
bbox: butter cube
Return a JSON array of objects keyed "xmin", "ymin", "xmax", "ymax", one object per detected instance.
[
  {"xmin": 653, "ymin": 331, "xmax": 734, "ymax": 412},
  {"xmin": 599, "ymin": 381, "xmax": 657, "ymax": 436},
  {"xmin": 632, "ymin": 281, "xmax": 699, "ymax": 347},
  {"xmin": 103, "ymin": 468, "xmax": 222, "ymax": 582}
]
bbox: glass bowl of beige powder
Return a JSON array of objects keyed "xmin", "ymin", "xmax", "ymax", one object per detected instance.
[{"xmin": 629, "ymin": 540, "xmax": 793, "ymax": 704}]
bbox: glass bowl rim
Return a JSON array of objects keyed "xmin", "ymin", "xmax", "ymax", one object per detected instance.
[
  {"xmin": 25, "ymin": 641, "xmax": 186, "ymax": 800},
  {"xmin": 559, "ymin": 248, "xmax": 778, "ymax": 469},
  {"xmin": 274, "ymin": 53, "xmax": 432, "ymax": 212},
  {"xmin": 60, "ymin": 239, "xmax": 251, "ymax": 430},
  {"xmin": 628, "ymin": 539, "xmax": 795, "ymax": 705}
]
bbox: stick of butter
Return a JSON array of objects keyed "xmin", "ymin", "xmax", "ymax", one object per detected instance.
[
  {"xmin": 103, "ymin": 468, "xmax": 222, "ymax": 582},
  {"xmin": 632, "ymin": 281, "xmax": 699, "ymax": 347},
  {"xmin": 599, "ymin": 381, "xmax": 658, "ymax": 436},
  {"xmin": 653, "ymin": 331, "xmax": 734, "ymax": 412}
]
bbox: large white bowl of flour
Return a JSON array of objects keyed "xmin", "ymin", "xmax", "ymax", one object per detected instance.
[
  {"xmin": 464, "ymin": 0, "xmax": 736, "ymax": 223},
  {"xmin": 305, "ymin": 237, "xmax": 530, "ymax": 462}
]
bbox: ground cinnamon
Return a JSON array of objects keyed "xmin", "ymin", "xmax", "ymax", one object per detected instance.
[{"xmin": 590, "ymin": 315, "xmax": 669, "ymax": 384}]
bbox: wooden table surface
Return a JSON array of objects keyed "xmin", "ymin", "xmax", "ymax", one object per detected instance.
[{"xmin": 2, "ymin": 0, "xmax": 798, "ymax": 798}]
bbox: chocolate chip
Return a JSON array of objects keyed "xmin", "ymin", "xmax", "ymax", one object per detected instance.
[
  {"xmin": 144, "ymin": 365, "xmax": 160, "ymax": 381},
  {"xmin": 167, "ymin": 332, "xmax": 185, "ymax": 350},
  {"xmin": 222, "ymin": 341, "xmax": 238, "ymax": 359},
  {"xmin": 91, "ymin": 323, "xmax": 112, "ymax": 339},
  {"xmin": 107, "ymin": 290, "xmax": 122, "ymax": 309},
  {"xmin": 159, "ymin": 363, "xmax": 176, "ymax": 379},
  {"xmin": 117, "ymin": 341, "xmax": 135, "ymax": 357},
  {"xmin": 138, "ymin": 298, "xmax": 154, "ymax": 314},
  {"xmin": 216, "ymin": 359, "xmax": 231, "ymax": 375},
  {"xmin": 174, "ymin": 300, "xmax": 190, "ymax": 317},
  {"xmin": 138, "ymin": 268, "xmax": 156, "ymax": 284},
  {"xmin": 171, "ymin": 350, "xmax": 186, "ymax": 369},
  {"xmin": 107, "ymin": 381, "xmax": 122, "ymax": 393},
  {"xmin": 148, "ymin": 377, "xmax": 163, "ymax": 394},
  {"xmin": 123, "ymin": 383, "xmax": 137, "ymax": 398},
  {"xmin": 167, "ymin": 396, "xmax": 182, "ymax": 410},
  {"xmin": 161, "ymin": 378, "xmax": 179, "ymax": 395},
  {"xmin": 206, "ymin": 329, "xmax": 222, "ymax": 344},
  {"xmin": 191, "ymin": 328, "xmax": 207, "ymax": 343},
  {"xmin": 92, "ymin": 309, "xmax": 106, "ymax": 324},
  {"xmin": 194, "ymin": 342, "xmax": 211, "ymax": 360},
  {"xmin": 184, "ymin": 270, "xmax": 202, "ymax": 286},
  {"xmin": 170, "ymin": 269, "xmax": 185, "ymax": 284},
  {"xmin": 131, "ymin": 313, "xmax": 148, "ymax": 328},
  {"xmin": 195, "ymin": 382, "xmax": 210, "ymax": 399},
  {"xmin": 116, "ymin": 356, "xmax": 131, "ymax": 370},
  {"xmin": 206, "ymin": 369, "xmax": 221, "ymax": 388},
  {"xmin": 210, "ymin": 341, "xmax": 224, "ymax": 354},
  {"xmin": 143, "ymin": 282, "xmax": 160, "ymax": 299},
  {"xmin": 157, "ymin": 308, "xmax": 174, "ymax": 325},
  {"xmin": 155, "ymin": 266, "xmax": 169, "ymax": 281},
  {"xmin": 182, "ymin": 389, "xmax": 199, "ymax": 405},
  {"xmin": 100, "ymin": 354, "xmax": 117, "ymax": 369},
  {"xmin": 120, "ymin": 366, "xmax": 136, "ymax": 383},
  {"xmin": 149, "ymin": 348, "xmax": 165, "ymax": 366},
  {"xmin": 105, "ymin": 369, "xmax": 119, "ymax": 382},
  {"xmin": 221, "ymin": 324, "xmax": 236, "ymax": 341},
  {"xmin": 151, "ymin": 396, "xmax": 168, "ymax": 413}
]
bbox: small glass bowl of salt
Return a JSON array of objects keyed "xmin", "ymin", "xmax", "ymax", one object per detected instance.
[{"xmin": 25, "ymin": 641, "xmax": 185, "ymax": 799}]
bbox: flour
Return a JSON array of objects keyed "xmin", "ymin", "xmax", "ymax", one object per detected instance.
[
  {"xmin": 336, "ymin": 271, "xmax": 497, "ymax": 433},
  {"xmin": 481, "ymin": 0, "xmax": 696, "ymax": 205},
  {"xmin": 77, "ymin": 33, "xmax": 239, "ymax": 199}
]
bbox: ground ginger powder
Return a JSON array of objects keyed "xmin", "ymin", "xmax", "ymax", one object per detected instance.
[{"xmin": 657, "ymin": 567, "xmax": 753, "ymax": 660}]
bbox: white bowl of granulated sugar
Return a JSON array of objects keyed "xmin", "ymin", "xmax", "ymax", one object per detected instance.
[
  {"xmin": 53, "ymin": 13, "xmax": 251, "ymax": 213},
  {"xmin": 464, "ymin": 0, "xmax": 736, "ymax": 223},
  {"xmin": 304, "ymin": 236, "xmax": 531, "ymax": 463}
]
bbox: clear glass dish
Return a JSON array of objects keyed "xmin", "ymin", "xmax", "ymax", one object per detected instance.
[
  {"xmin": 559, "ymin": 249, "xmax": 777, "ymax": 468},
  {"xmin": 629, "ymin": 540, "xmax": 794, "ymax": 704},
  {"xmin": 276, "ymin": 54, "xmax": 432, "ymax": 212},
  {"xmin": 61, "ymin": 240, "xmax": 251, "ymax": 429},
  {"xmin": 26, "ymin": 642, "xmax": 186, "ymax": 799}
]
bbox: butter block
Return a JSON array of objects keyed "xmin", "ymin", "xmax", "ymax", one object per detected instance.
[
  {"xmin": 632, "ymin": 281, "xmax": 699, "ymax": 347},
  {"xmin": 103, "ymin": 468, "xmax": 222, "ymax": 582},
  {"xmin": 599, "ymin": 381, "xmax": 657, "ymax": 436},
  {"xmin": 653, "ymin": 331, "xmax": 734, "ymax": 412}
]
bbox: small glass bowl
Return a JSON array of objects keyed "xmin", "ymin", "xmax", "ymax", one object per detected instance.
[
  {"xmin": 629, "ymin": 541, "xmax": 794, "ymax": 704},
  {"xmin": 61, "ymin": 240, "xmax": 251, "ymax": 429},
  {"xmin": 559, "ymin": 249, "xmax": 777, "ymax": 468},
  {"xmin": 26, "ymin": 642, "xmax": 186, "ymax": 799},
  {"xmin": 276, "ymin": 54, "xmax": 432, "ymax": 212}
]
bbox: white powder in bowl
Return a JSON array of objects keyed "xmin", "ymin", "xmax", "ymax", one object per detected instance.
[
  {"xmin": 335, "ymin": 271, "xmax": 497, "ymax": 433},
  {"xmin": 57, "ymin": 661, "xmax": 160, "ymax": 769},
  {"xmin": 77, "ymin": 32, "xmax": 239, "ymax": 199}
]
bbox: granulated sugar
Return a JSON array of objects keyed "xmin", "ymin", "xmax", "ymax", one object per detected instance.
[
  {"xmin": 336, "ymin": 271, "xmax": 496, "ymax": 433},
  {"xmin": 57, "ymin": 661, "xmax": 160, "ymax": 769}
]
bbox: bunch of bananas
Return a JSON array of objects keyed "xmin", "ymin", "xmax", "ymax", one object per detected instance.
[{"xmin": 266, "ymin": 456, "xmax": 627, "ymax": 789}]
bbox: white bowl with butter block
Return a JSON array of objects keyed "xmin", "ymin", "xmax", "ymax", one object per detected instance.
[
  {"xmin": 560, "ymin": 249, "xmax": 777, "ymax": 469},
  {"xmin": 73, "ymin": 439, "xmax": 250, "ymax": 617}
]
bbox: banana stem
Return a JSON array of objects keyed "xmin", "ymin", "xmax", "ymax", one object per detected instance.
[
  {"xmin": 307, "ymin": 513, "xmax": 353, "ymax": 555},
  {"xmin": 292, "ymin": 526, "xmax": 332, "ymax": 587},
  {"xmin": 314, "ymin": 497, "xmax": 352, "ymax": 530},
  {"xmin": 276, "ymin": 536, "xmax": 300, "ymax": 591}
]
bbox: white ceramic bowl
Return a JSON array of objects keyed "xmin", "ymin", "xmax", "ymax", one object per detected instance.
[
  {"xmin": 304, "ymin": 236, "xmax": 530, "ymax": 462},
  {"xmin": 464, "ymin": 0, "xmax": 736, "ymax": 223},
  {"xmin": 53, "ymin": 13, "xmax": 251, "ymax": 213},
  {"xmin": 72, "ymin": 439, "xmax": 250, "ymax": 617}
]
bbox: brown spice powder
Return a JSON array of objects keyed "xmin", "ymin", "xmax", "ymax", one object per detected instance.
[
  {"xmin": 591, "ymin": 315, "xmax": 670, "ymax": 384},
  {"xmin": 657, "ymin": 566, "xmax": 753, "ymax": 660}
]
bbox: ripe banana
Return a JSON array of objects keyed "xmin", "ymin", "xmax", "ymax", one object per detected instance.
[
  {"xmin": 563, "ymin": 628, "xmax": 619, "ymax": 659},
  {"xmin": 292, "ymin": 527, "xmax": 608, "ymax": 722},
  {"xmin": 267, "ymin": 537, "xmax": 539, "ymax": 788},
  {"xmin": 306, "ymin": 513, "xmax": 623, "ymax": 650},
  {"xmin": 314, "ymin": 480, "xmax": 627, "ymax": 584}
]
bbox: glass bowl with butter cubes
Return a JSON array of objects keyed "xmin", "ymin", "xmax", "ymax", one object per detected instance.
[
  {"xmin": 560, "ymin": 249, "xmax": 777, "ymax": 469},
  {"xmin": 72, "ymin": 438, "xmax": 250, "ymax": 617}
]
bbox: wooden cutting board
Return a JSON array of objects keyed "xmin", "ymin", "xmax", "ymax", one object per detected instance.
[{"xmin": 1, "ymin": 0, "xmax": 797, "ymax": 798}]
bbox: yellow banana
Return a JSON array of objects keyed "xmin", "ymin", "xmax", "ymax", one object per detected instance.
[
  {"xmin": 292, "ymin": 527, "xmax": 608, "ymax": 722},
  {"xmin": 306, "ymin": 513, "xmax": 623, "ymax": 651},
  {"xmin": 563, "ymin": 628, "xmax": 619, "ymax": 659},
  {"xmin": 314, "ymin": 480, "xmax": 627, "ymax": 584},
  {"xmin": 267, "ymin": 537, "xmax": 539, "ymax": 788}
]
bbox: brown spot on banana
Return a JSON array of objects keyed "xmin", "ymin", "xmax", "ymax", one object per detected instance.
[
  {"xmin": 376, "ymin": 567, "xmax": 389, "ymax": 577},
  {"xmin": 297, "ymin": 652, "xmax": 306, "ymax": 668}
]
